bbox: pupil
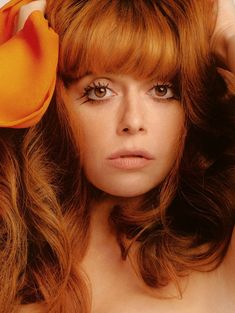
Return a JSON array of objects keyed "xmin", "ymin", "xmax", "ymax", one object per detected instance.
[
  {"xmin": 95, "ymin": 87, "xmax": 106, "ymax": 98},
  {"xmin": 155, "ymin": 85, "xmax": 167, "ymax": 96}
]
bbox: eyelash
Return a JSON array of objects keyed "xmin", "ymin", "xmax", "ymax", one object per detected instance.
[
  {"xmin": 149, "ymin": 82, "xmax": 179, "ymax": 101},
  {"xmin": 81, "ymin": 82, "xmax": 111, "ymax": 104},
  {"xmin": 80, "ymin": 81, "xmax": 179, "ymax": 104}
]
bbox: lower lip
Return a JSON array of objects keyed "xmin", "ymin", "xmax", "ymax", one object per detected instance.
[{"xmin": 107, "ymin": 157, "xmax": 152, "ymax": 169}]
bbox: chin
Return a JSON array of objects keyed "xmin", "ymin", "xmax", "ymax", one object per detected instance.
[
  {"xmin": 92, "ymin": 182, "xmax": 156, "ymax": 198},
  {"xmin": 86, "ymin": 171, "xmax": 164, "ymax": 199},
  {"xmin": 106, "ymin": 189, "xmax": 146, "ymax": 198}
]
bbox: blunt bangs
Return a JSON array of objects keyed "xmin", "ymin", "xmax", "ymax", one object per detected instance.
[{"xmin": 59, "ymin": 0, "xmax": 180, "ymax": 83}]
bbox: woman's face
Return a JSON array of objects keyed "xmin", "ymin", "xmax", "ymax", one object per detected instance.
[{"xmin": 65, "ymin": 74, "xmax": 184, "ymax": 197}]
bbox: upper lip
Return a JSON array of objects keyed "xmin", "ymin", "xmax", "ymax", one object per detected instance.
[{"xmin": 107, "ymin": 149, "xmax": 155, "ymax": 160}]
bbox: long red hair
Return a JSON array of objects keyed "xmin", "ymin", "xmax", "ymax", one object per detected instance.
[{"xmin": 0, "ymin": 1, "xmax": 235, "ymax": 312}]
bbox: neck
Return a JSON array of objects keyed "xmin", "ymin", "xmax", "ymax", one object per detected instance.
[
  {"xmin": 89, "ymin": 193, "xmax": 144, "ymax": 227},
  {"xmin": 219, "ymin": 227, "xmax": 235, "ymax": 289}
]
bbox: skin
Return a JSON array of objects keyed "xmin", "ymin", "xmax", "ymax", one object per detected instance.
[
  {"xmin": 211, "ymin": 0, "xmax": 235, "ymax": 72},
  {"xmin": 15, "ymin": 0, "xmax": 46, "ymax": 32},
  {"xmin": 66, "ymin": 74, "xmax": 184, "ymax": 198},
  {"xmin": 56, "ymin": 72, "xmax": 184, "ymax": 313},
  {"xmin": 15, "ymin": 0, "xmax": 235, "ymax": 312}
]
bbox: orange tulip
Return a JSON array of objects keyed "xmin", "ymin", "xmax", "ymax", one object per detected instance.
[{"xmin": 0, "ymin": 0, "xmax": 58, "ymax": 128}]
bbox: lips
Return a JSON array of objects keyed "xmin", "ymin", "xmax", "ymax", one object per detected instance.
[
  {"xmin": 107, "ymin": 149, "xmax": 155, "ymax": 170},
  {"xmin": 108, "ymin": 149, "xmax": 155, "ymax": 160}
]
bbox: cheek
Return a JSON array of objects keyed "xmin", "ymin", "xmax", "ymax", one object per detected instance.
[
  {"xmin": 76, "ymin": 116, "xmax": 109, "ymax": 170},
  {"xmin": 72, "ymin": 103, "xmax": 185, "ymax": 197},
  {"xmin": 82, "ymin": 123, "xmax": 184, "ymax": 197},
  {"xmin": 68, "ymin": 106, "xmax": 103, "ymax": 145},
  {"xmin": 154, "ymin": 106, "xmax": 185, "ymax": 157}
]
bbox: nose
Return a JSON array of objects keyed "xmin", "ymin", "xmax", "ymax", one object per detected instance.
[{"xmin": 117, "ymin": 94, "xmax": 146, "ymax": 135}]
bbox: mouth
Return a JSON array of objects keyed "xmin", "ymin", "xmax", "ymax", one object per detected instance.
[
  {"xmin": 119, "ymin": 155, "xmax": 144, "ymax": 158},
  {"xmin": 107, "ymin": 149, "xmax": 155, "ymax": 170},
  {"xmin": 108, "ymin": 149, "xmax": 155, "ymax": 160}
]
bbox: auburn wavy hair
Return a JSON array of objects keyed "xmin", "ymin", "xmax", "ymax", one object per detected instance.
[{"xmin": 0, "ymin": 0, "xmax": 235, "ymax": 312}]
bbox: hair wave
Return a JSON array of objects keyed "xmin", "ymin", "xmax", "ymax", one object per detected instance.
[{"xmin": 0, "ymin": 0, "xmax": 235, "ymax": 312}]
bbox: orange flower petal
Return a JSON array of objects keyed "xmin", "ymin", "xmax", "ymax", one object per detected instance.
[{"xmin": 0, "ymin": 0, "xmax": 58, "ymax": 128}]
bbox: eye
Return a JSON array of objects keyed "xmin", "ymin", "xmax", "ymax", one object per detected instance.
[
  {"xmin": 148, "ymin": 83, "xmax": 175, "ymax": 100},
  {"xmin": 83, "ymin": 82, "xmax": 115, "ymax": 101}
]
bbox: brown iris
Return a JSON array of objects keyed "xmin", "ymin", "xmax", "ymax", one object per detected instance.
[
  {"xmin": 154, "ymin": 85, "xmax": 168, "ymax": 97},
  {"xmin": 94, "ymin": 86, "xmax": 107, "ymax": 98}
]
